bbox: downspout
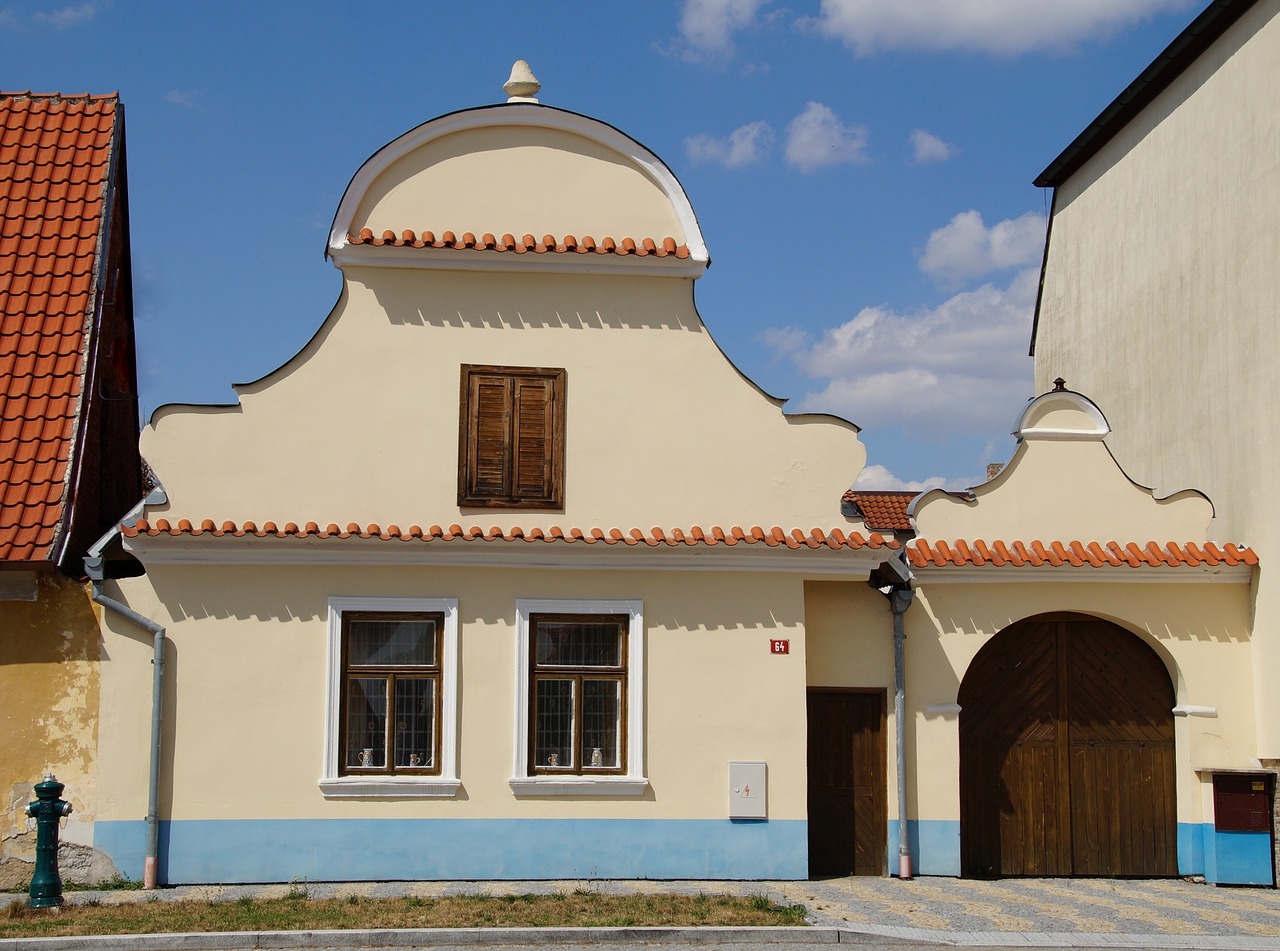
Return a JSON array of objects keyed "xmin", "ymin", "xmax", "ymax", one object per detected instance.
[
  {"xmin": 84, "ymin": 488, "xmax": 167, "ymax": 889},
  {"xmin": 889, "ymin": 584, "xmax": 915, "ymax": 880}
]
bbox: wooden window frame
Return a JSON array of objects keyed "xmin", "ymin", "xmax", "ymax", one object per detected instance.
[
  {"xmin": 338, "ymin": 610, "xmax": 444, "ymax": 778},
  {"xmin": 458, "ymin": 364, "xmax": 565, "ymax": 509},
  {"xmin": 528, "ymin": 613, "xmax": 628, "ymax": 776}
]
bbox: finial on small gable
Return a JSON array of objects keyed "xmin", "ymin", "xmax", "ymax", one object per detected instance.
[
  {"xmin": 504, "ymin": 60, "xmax": 541, "ymax": 103},
  {"xmin": 1052, "ymin": 377, "xmax": 1067, "ymax": 392}
]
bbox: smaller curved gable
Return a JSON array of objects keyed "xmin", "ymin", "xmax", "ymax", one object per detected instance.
[
  {"xmin": 915, "ymin": 387, "xmax": 1213, "ymax": 543},
  {"xmin": 328, "ymin": 105, "xmax": 708, "ymax": 270}
]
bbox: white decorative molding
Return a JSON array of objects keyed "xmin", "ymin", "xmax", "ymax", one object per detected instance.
[
  {"xmin": 925, "ymin": 703, "xmax": 962, "ymax": 717},
  {"xmin": 121, "ymin": 534, "xmax": 895, "ymax": 576},
  {"xmin": 321, "ymin": 596, "xmax": 459, "ymax": 799},
  {"xmin": 329, "ymin": 243, "xmax": 706, "ymax": 279},
  {"xmin": 511, "ymin": 598, "xmax": 646, "ymax": 797},
  {"xmin": 1014, "ymin": 389, "xmax": 1110, "ymax": 440},
  {"xmin": 912, "ymin": 565, "xmax": 1252, "ymax": 585},
  {"xmin": 1174, "ymin": 704, "xmax": 1219, "ymax": 718}
]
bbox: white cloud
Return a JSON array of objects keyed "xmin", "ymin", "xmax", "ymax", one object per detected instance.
[
  {"xmin": 784, "ymin": 102, "xmax": 869, "ymax": 173},
  {"xmin": 910, "ymin": 129, "xmax": 955, "ymax": 164},
  {"xmin": 815, "ymin": 0, "xmax": 1194, "ymax": 55},
  {"xmin": 852, "ymin": 464, "xmax": 952, "ymax": 492},
  {"xmin": 685, "ymin": 120, "xmax": 775, "ymax": 168},
  {"xmin": 164, "ymin": 89, "xmax": 204, "ymax": 110},
  {"xmin": 678, "ymin": 0, "xmax": 768, "ymax": 55},
  {"xmin": 34, "ymin": 2, "xmax": 97, "ymax": 28},
  {"xmin": 919, "ymin": 210, "xmax": 1045, "ymax": 284},
  {"xmin": 767, "ymin": 267, "xmax": 1038, "ymax": 439}
]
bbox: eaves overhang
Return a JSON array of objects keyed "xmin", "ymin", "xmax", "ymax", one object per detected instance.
[
  {"xmin": 1034, "ymin": 0, "xmax": 1259, "ymax": 188},
  {"xmin": 120, "ymin": 520, "xmax": 901, "ymax": 577}
]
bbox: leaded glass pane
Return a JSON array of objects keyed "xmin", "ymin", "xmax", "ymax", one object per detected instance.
[
  {"xmin": 346, "ymin": 677, "xmax": 386, "ymax": 768},
  {"xmin": 535, "ymin": 678, "xmax": 574, "ymax": 768},
  {"xmin": 535, "ymin": 619, "xmax": 622, "ymax": 667},
  {"xmin": 394, "ymin": 678, "xmax": 435, "ymax": 768},
  {"xmin": 348, "ymin": 617, "xmax": 436, "ymax": 667},
  {"xmin": 583, "ymin": 679, "xmax": 621, "ymax": 768}
]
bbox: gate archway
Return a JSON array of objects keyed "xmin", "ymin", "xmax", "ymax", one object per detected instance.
[{"xmin": 958, "ymin": 612, "xmax": 1177, "ymax": 877}]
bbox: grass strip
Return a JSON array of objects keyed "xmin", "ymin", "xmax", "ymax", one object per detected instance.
[{"xmin": 0, "ymin": 891, "xmax": 808, "ymax": 938}]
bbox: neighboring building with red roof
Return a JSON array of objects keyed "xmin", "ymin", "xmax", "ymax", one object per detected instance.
[{"xmin": 0, "ymin": 91, "xmax": 141, "ymax": 886}]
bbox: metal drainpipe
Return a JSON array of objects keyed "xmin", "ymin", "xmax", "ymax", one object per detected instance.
[
  {"xmin": 889, "ymin": 585, "xmax": 915, "ymax": 880},
  {"xmin": 84, "ymin": 488, "xmax": 167, "ymax": 889}
]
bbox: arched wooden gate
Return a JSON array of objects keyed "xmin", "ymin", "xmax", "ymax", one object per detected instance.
[{"xmin": 958, "ymin": 613, "xmax": 1177, "ymax": 877}]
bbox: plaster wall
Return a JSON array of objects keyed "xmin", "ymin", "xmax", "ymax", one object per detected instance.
[
  {"xmin": 142, "ymin": 269, "xmax": 864, "ymax": 533},
  {"xmin": 1034, "ymin": 1, "xmax": 1280, "ymax": 751},
  {"xmin": 352, "ymin": 125, "xmax": 684, "ymax": 244},
  {"xmin": 96, "ymin": 564, "xmax": 813, "ymax": 823}
]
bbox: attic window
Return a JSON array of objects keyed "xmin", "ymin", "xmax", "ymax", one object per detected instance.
[{"xmin": 458, "ymin": 365, "xmax": 565, "ymax": 509}]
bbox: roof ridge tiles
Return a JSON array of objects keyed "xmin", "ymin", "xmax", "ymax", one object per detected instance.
[{"xmin": 347, "ymin": 228, "xmax": 690, "ymax": 259}]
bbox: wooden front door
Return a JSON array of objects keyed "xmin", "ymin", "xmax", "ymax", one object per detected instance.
[
  {"xmin": 807, "ymin": 689, "xmax": 886, "ymax": 877},
  {"xmin": 959, "ymin": 613, "xmax": 1177, "ymax": 877}
]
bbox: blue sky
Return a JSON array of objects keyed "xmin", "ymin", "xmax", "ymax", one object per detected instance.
[{"xmin": 4, "ymin": 0, "xmax": 1202, "ymax": 489}]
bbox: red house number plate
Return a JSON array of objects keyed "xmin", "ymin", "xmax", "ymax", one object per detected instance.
[{"xmin": 770, "ymin": 639, "xmax": 790, "ymax": 654}]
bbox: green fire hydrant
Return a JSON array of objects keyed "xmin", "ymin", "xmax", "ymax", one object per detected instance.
[{"xmin": 25, "ymin": 773, "xmax": 72, "ymax": 908}]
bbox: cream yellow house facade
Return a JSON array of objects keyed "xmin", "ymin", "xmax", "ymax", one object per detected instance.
[{"xmin": 86, "ymin": 69, "xmax": 1263, "ymax": 884}]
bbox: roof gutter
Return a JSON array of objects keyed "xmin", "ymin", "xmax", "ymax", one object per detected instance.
[{"xmin": 84, "ymin": 487, "xmax": 167, "ymax": 889}]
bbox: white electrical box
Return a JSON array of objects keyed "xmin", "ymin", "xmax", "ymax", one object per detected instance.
[{"xmin": 728, "ymin": 761, "xmax": 767, "ymax": 819}]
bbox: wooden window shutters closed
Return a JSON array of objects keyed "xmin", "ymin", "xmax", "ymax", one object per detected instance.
[{"xmin": 459, "ymin": 365, "xmax": 565, "ymax": 509}]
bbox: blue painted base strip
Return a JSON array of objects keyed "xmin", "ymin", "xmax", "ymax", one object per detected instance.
[
  {"xmin": 95, "ymin": 818, "xmax": 808, "ymax": 885},
  {"xmin": 1208, "ymin": 829, "xmax": 1274, "ymax": 886},
  {"xmin": 888, "ymin": 820, "xmax": 960, "ymax": 877},
  {"xmin": 1177, "ymin": 822, "xmax": 1206, "ymax": 876}
]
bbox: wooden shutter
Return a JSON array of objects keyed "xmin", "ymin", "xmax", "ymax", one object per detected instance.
[{"xmin": 459, "ymin": 366, "xmax": 564, "ymax": 508}]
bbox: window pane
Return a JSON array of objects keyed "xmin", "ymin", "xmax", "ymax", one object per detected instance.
[
  {"xmin": 348, "ymin": 617, "xmax": 436, "ymax": 667},
  {"xmin": 535, "ymin": 678, "xmax": 575, "ymax": 768},
  {"xmin": 535, "ymin": 619, "xmax": 622, "ymax": 667},
  {"xmin": 346, "ymin": 677, "xmax": 386, "ymax": 768},
  {"xmin": 583, "ymin": 679, "xmax": 621, "ymax": 768},
  {"xmin": 395, "ymin": 678, "xmax": 435, "ymax": 769}
]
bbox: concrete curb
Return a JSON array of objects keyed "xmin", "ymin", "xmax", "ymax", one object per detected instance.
[
  {"xmin": 6, "ymin": 926, "xmax": 1280, "ymax": 950},
  {"xmin": 0, "ymin": 926, "xmax": 842, "ymax": 950}
]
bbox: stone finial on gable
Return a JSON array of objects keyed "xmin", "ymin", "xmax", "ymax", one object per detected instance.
[{"xmin": 504, "ymin": 60, "xmax": 541, "ymax": 103}]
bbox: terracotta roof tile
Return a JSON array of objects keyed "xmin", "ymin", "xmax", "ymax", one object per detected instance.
[
  {"xmin": 121, "ymin": 519, "xmax": 900, "ymax": 553},
  {"xmin": 347, "ymin": 229, "xmax": 691, "ymax": 259},
  {"xmin": 842, "ymin": 490, "xmax": 916, "ymax": 532},
  {"xmin": 908, "ymin": 539, "xmax": 1257, "ymax": 570},
  {"xmin": 0, "ymin": 92, "xmax": 117, "ymax": 562}
]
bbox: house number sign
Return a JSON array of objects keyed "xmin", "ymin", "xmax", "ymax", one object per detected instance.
[{"xmin": 769, "ymin": 639, "xmax": 790, "ymax": 654}]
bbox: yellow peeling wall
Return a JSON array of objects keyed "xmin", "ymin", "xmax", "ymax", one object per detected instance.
[
  {"xmin": 99, "ymin": 564, "xmax": 814, "ymax": 822},
  {"xmin": 1034, "ymin": 0, "xmax": 1280, "ymax": 753},
  {"xmin": 0, "ymin": 573, "xmax": 101, "ymax": 882}
]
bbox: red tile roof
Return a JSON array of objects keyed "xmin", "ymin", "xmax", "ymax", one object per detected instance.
[
  {"xmin": 907, "ymin": 539, "xmax": 1257, "ymax": 569},
  {"xmin": 0, "ymin": 92, "xmax": 118, "ymax": 563},
  {"xmin": 348, "ymin": 229, "xmax": 691, "ymax": 258},
  {"xmin": 843, "ymin": 490, "xmax": 916, "ymax": 532},
  {"xmin": 122, "ymin": 519, "xmax": 899, "ymax": 551}
]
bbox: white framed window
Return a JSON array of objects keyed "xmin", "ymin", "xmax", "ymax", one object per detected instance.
[
  {"xmin": 321, "ymin": 596, "xmax": 459, "ymax": 798},
  {"xmin": 510, "ymin": 599, "xmax": 647, "ymax": 796}
]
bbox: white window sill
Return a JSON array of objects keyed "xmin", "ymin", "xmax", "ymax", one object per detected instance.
[
  {"xmin": 508, "ymin": 777, "xmax": 649, "ymax": 797},
  {"xmin": 318, "ymin": 777, "xmax": 461, "ymax": 799}
]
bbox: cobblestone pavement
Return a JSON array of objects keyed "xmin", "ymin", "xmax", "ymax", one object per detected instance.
[{"xmin": 4, "ymin": 876, "xmax": 1280, "ymax": 947}]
